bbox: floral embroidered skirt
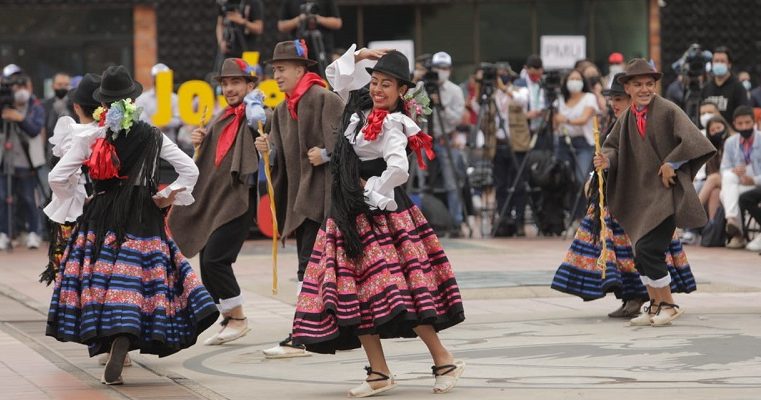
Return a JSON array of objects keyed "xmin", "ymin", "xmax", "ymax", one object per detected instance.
[
  {"xmin": 291, "ymin": 193, "xmax": 465, "ymax": 354},
  {"xmin": 46, "ymin": 227, "xmax": 219, "ymax": 357},
  {"xmin": 551, "ymin": 205, "xmax": 696, "ymax": 301}
]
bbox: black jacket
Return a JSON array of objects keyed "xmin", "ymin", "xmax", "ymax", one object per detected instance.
[{"xmin": 701, "ymin": 74, "xmax": 749, "ymax": 121}]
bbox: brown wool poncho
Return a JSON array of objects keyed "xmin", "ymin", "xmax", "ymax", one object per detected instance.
[
  {"xmin": 602, "ymin": 95, "xmax": 716, "ymax": 245},
  {"xmin": 269, "ymin": 85, "xmax": 344, "ymax": 236},
  {"xmin": 168, "ymin": 112, "xmax": 259, "ymax": 257}
]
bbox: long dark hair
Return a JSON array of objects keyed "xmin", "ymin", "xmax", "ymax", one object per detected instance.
[{"xmin": 331, "ymin": 82, "xmax": 409, "ymax": 259}]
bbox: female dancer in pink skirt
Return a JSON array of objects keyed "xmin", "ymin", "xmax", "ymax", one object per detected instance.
[{"xmin": 290, "ymin": 46, "xmax": 466, "ymax": 397}]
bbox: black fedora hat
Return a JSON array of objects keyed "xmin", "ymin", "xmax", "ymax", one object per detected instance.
[
  {"xmin": 603, "ymin": 72, "xmax": 627, "ymax": 97},
  {"xmin": 366, "ymin": 50, "xmax": 414, "ymax": 89},
  {"xmin": 92, "ymin": 65, "xmax": 143, "ymax": 103},
  {"xmin": 69, "ymin": 73, "xmax": 102, "ymax": 108}
]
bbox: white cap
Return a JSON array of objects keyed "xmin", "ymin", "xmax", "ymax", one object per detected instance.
[
  {"xmin": 3, "ymin": 64, "xmax": 22, "ymax": 78},
  {"xmin": 431, "ymin": 52, "xmax": 452, "ymax": 67},
  {"xmin": 151, "ymin": 63, "xmax": 171, "ymax": 76}
]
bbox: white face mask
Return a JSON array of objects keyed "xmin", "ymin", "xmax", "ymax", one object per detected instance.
[
  {"xmin": 437, "ymin": 69, "xmax": 451, "ymax": 83},
  {"xmin": 700, "ymin": 112, "xmax": 715, "ymax": 128},
  {"xmin": 566, "ymin": 79, "xmax": 584, "ymax": 93},
  {"xmin": 742, "ymin": 80, "xmax": 752, "ymax": 91},
  {"xmin": 14, "ymin": 88, "xmax": 31, "ymax": 104},
  {"xmin": 609, "ymin": 64, "xmax": 624, "ymax": 75}
]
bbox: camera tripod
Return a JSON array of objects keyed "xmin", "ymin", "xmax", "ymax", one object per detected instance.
[
  {"xmin": 425, "ymin": 84, "xmax": 473, "ymax": 238},
  {"xmin": 490, "ymin": 101, "xmax": 556, "ymax": 237},
  {"xmin": 299, "ymin": 17, "xmax": 328, "ymax": 77}
]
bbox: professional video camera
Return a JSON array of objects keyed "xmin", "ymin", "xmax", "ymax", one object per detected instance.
[
  {"xmin": 216, "ymin": 0, "xmax": 241, "ymax": 13},
  {"xmin": 672, "ymin": 43, "xmax": 712, "ymax": 79},
  {"xmin": 672, "ymin": 43, "xmax": 712, "ymax": 126},
  {"xmin": 478, "ymin": 62, "xmax": 498, "ymax": 98},
  {"xmin": 0, "ymin": 82, "xmax": 13, "ymax": 109},
  {"xmin": 541, "ymin": 70, "xmax": 562, "ymax": 103}
]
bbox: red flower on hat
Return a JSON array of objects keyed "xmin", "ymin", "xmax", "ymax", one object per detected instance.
[{"xmin": 234, "ymin": 58, "xmax": 248, "ymax": 73}]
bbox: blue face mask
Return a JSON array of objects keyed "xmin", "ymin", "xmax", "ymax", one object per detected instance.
[{"xmin": 712, "ymin": 62, "xmax": 729, "ymax": 77}]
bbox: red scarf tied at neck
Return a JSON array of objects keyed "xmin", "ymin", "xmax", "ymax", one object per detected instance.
[
  {"xmin": 84, "ymin": 138, "xmax": 125, "ymax": 180},
  {"xmin": 362, "ymin": 108, "xmax": 389, "ymax": 141},
  {"xmin": 215, "ymin": 103, "xmax": 246, "ymax": 167},
  {"xmin": 631, "ymin": 105, "xmax": 648, "ymax": 139},
  {"xmin": 286, "ymin": 72, "xmax": 327, "ymax": 120}
]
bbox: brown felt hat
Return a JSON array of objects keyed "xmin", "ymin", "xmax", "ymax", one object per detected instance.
[
  {"xmin": 265, "ymin": 40, "xmax": 318, "ymax": 66},
  {"xmin": 214, "ymin": 58, "xmax": 258, "ymax": 82},
  {"xmin": 617, "ymin": 58, "xmax": 663, "ymax": 84}
]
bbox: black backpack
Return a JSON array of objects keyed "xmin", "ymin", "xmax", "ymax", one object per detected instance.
[{"xmin": 700, "ymin": 205, "xmax": 727, "ymax": 247}]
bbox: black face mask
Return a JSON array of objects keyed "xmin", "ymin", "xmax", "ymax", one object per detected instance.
[
  {"xmin": 709, "ymin": 130, "xmax": 725, "ymax": 147},
  {"xmin": 54, "ymin": 88, "xmax": 68, "ymax": 99},
  {"xmin": 738, "ymin": 128, "xmax": 754, "ymax": 139}
]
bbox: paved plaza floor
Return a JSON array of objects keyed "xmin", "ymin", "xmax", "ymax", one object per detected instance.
[{"xmin": 0, "ymin": 237, "xmax": 759, "ymax": 399}]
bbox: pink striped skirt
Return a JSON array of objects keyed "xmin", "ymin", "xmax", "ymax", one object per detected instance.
[{"xmin": 291, "ymin": 204, "xmax": 465, "ymax": 354}]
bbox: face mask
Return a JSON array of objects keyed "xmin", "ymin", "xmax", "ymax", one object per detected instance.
[
  {"xmin": 609, "ymin": 64, "xmax": 624, "ymax": 75},
  {"xmin": 437, "ymin": 70, "xmax": 451, "ymax": 83},
  {"xmin": 709, "ymin": 131, "xmax": 725, "ymax": 147},
  {"xmin": 742, "ymin": 80, "xmax": 752, "ymax": 91},
  {"xmin": 699, "ymin": 112, "xmax": 715, "ymax": 128},
  {"xmin": 738, "ymin": 128, "xmax": 754, "ymax": 139},
  {"xmin": 566, "ymin": 80, "xmax": 584, "ymax": 93},
  {"xmin": 14, "ymin": 88, "xmax": 31, "ymax": 104},
  {"xmin": 528, "ymin": 73, "xmax": 542, "ymax": 83},
  {"xmin": 54, "ymin": 88, "xmax": 68, "ymax": 99},
  {"xmin": 712, "ymin": 62, "xmax": 729, "ymax": 77}
]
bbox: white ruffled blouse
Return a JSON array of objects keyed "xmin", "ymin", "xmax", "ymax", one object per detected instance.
[
  {"xmin": 327, "ymin": 44, "xmax": 421, "ymax": 211},
  {"xmin": 45, "ymin": 117, "xmax": 199, "ymax": 224}
]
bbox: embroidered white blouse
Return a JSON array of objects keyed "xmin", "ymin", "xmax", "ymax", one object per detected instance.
[
  {"xmin": 327, "ymin": 44, "xmax": 420, "ymax": 211},
  {"xmin": 46, "ymin": 117, "xmax": 199, "ymax": 223}
]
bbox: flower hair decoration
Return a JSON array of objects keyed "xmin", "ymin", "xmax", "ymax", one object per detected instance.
[
  {"xmin": 403, "ymin": 83, "xmax": 433, "ymax": 125},
  {"xmin": 93, "ymin": 98, "xmax": 143, "ymax": 140}
]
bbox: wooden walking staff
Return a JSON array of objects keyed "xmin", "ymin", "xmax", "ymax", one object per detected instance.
[
  {"xmin": 593, "ymin": 116, "xmax": 609, "ymax": 279},
  {"xmin": 194, "ymin": 106, "xmax": 211, "ymax": 161},
  {"xmin": 258, "ymin": 121, "xmax": 280, "ymax": 295}
]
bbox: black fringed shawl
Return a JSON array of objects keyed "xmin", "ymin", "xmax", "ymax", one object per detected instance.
[{"xmin": 331, "ymin": 88, "xmax": 408, "ymax": 259}]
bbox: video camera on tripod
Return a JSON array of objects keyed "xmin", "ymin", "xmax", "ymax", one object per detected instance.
[
  {"xmin": 541, "ymin": 70, "xmax": 563, "ymax": 104},
  {"xmin": 217, "ymin": 0, "xmax": 249, "ymax": 55},
  {"xmin": 299, "ymin": 1, "xmax": 320, "ymax": 31},
  {"xmin": 672, "ymin": 43, "xmax": 712, "ymax": 125},
  {"xmin": 0, "ymin": 82, "xmax": 14, "ymax": 110}
]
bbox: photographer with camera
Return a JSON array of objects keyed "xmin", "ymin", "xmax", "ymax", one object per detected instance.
[
  {"xmin": 515, "ymin": 55, "xmax": 548, "ymax": 134},
  {"xmin": 490, "ymin": 63, "xmax": 531, "ymax": 236},
  {"xmin": 0, "ymin": 65, "xmax": 46, "ymax": 250},
  {"xmin": 216, "ymin": 0, "xmax": 264, "ymax": 58},
  {"xmin": 278, "ymin": 0, "xmax": 342, "ymax": 76},
  {"xmin": 424, "ymin": 52, "xmax": 466, "ymax": 237},
  {"xmin": 702, "ymin": 46, "xmax": 749, "ymax": 122}
]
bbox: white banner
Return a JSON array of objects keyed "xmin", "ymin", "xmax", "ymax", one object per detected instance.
[
  {"xmin": 368, "ymin": 40, "xmax": 415, "ymax": 71},
  {"xmin": 540, "ymin": 35, "xmax": 587, "ymax": 70}
]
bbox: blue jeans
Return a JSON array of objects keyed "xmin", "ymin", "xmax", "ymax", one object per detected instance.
[{"xmin": 0, "ymin": 168, "xmax": 41, "ymax": 235}]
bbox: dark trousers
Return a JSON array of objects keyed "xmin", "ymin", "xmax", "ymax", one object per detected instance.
[
  {"xmin": 295, "ymin": 219, "xmax": 321, "ymax": 282},
  {"xmin": 493, "ymin": 145, "xmax": 527, "ymax": 224},
  {"xmin": 199, "ymin": 189, "xmax": 256, "ymax": 304},
  {"xmin": 634, "ymin": 215, "xmax": 676, "ymax": 281},
  {"xmin": 739, "ymin": 187, "xmax": 761, "ymax": 228}
]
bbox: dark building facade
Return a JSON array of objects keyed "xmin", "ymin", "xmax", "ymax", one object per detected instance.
[{"xmin": 0, "ymin": 0, "xmax": 757, "ymax": 95}]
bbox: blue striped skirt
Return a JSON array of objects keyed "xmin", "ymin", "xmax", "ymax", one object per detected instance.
[
  {"xmin": 551, "ymin": 207, "xmax": 696, "ymax": 301},
  {"xmin": 46, "ymin": 229, "xmax": 219, "ymax": 357}
]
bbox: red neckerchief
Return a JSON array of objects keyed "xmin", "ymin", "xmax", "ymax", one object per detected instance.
[
  {"xmin": 362, "ymin": 108, "xmax": 389, "ymax": 141},
  {"xmin": 215, "ymin": 103, "xmax": 245, "ymax": 167},
  {"xmin": 286, "ymin": 72, "xmax": 326, "ymax": 120},
  {"xmin": 84, "ymin": 138, "xmax": 125, "ymax": 180},
  {"xmin": 631, "ymin": 104, "xmax": 648, "ymax": 139},
  {"xmin": 741, "ymin": 134, "xmax": 755, "ymax": 164}
]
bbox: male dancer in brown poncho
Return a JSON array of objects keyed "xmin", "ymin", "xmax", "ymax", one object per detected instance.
[
  {"xmin": 169, "ymin": 58, "xmax": 266, "ymax": 345},
  {"xmin": 594, "ymin": 59, "xmax": 715, "ymax": 327},
  {"xmin": 256, "ymin": 40, "xmax": 344, "ymax": 358}
]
